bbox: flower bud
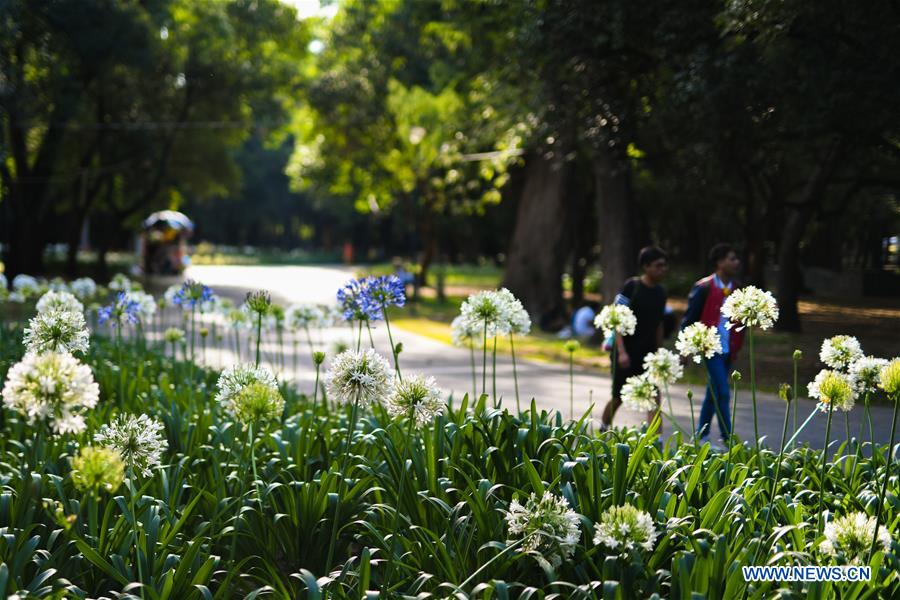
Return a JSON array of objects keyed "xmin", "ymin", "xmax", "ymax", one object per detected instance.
[
  {"xmin": 793, "ymin": 349, "xmax": 803, "ymax": 361},
  {"xmin": 731, "ymin": 370, "xmax": 742, "ymax": 382},
  {"xmin": 313, "ymin": 351, "xmax": 326, "ymax": 366},
  {"xmin": 778, "ymin": 383, "xmax": 792, "ymax": 403}
]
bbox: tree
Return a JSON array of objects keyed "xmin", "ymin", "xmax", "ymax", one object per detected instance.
[{"xmin": 0, "ymin": 0, "xmax": 309, "ymax": 277}]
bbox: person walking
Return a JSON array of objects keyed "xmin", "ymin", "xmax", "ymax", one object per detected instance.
[
  {"xmin": 599, "ymin": 246, "xmax": 668, "ymax": 431},
  {"xmin": 681, "ymin": 243, "xmax": 744, "ymax": 446}
]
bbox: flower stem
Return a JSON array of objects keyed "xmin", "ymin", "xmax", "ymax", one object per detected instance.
[
  {"xmin": 568, "ymin": 351, "xmax": 574, "ymax": 421},
  {"xmin": 249, "ymin": 422, "xmax": 264, "ymax": 513},
  {"xmin": 383, "ymin": 305, "xmax": 401, "ymax": 380},
  {"xmin": 869, "ymin": 393, "xmax": 897, "ymax": 563},
  {"xmin": 816, "ymin": 401, "xmax": 835, "ymax": 535},
  {"xmin": 365, "ymin": 320, "xmax": 375, "ymax": 349},
  {"xmin": 469, "ymin": 344, "xmax": 476, "ymax": 401},
  {"xmin": 312, "ymin": 361, "xmax": 321, "ymax": 416},
  {"xmin": 751, "ymin": 394, "xmax": 792, "ymax": 567},
  {"xmin": 481, "ymin": 319, "xmax": 487, "ymax": 397},
  {"xmin": 382, "ymin": 412, "xmax": 416, "ymax": 593},
  {"xmin": 492, "ymin": 336, "xmax": 497, "ymax": 404},
  {"xmin": 129, "ymin": 474, "xmax": 145, "ymax": 599},
  {"xmin": 325, "ymin": 396, "xmax": 360, "ymax": 572},
  {"xmin": 749, "ymin": 327, "xmax": 761, "ymax": 459},
  {"xmin": 510, "ymin": 334, "xmax": 520, "ymax": 415},
  {"xmin": 255, "ymin": 312, "xmax": 262, "ymax": 368}
]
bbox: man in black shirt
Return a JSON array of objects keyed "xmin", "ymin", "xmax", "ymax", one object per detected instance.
[{"xmin": 599, "ymin": 246, "xmax": 668, "ymax": 431}]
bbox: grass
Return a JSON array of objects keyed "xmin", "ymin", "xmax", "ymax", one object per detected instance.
[{"xmin": 0, "ymin": 291, "xmax": 898, "ymax": 598}]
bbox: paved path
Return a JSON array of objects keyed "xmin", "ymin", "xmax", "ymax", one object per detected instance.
[{"xmin": 181, "ymin": 264, "xmax": 897, "ymax": 450}]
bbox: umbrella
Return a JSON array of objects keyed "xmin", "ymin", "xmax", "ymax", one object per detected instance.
[{"xmin": 143, "ymin": 210, "xmax": 194, "ymax": 232}]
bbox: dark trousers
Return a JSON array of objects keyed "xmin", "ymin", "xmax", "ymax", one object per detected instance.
[{"xmin": 697, "ymin": 353, "xmax": 732, "ymax": 440}]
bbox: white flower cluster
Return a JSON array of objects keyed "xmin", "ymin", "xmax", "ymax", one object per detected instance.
[
  {"xmin": 495, "ymin": 288, "xmax": 531, "ymax": 335},
  {"xmin": 821, "ymin": 512, "xmax": 892, "ymax": 565},
  {"xmin": 1, "ymin": 351, "xmax": 100, "ymax": 434},
  {"xmin": 36, "ymin": 291, "xmax": 84, "ymax": 315},
  {"xmin": 820, "ymin": 335, "xmax": 864, "ymax": 371},
  {"xmin": 620, "ymin": 374, "xmax": 658, "ymax": 412},
  {"xmin": 849, "ymin": 356, "xmax": 889, "ymax": 395},
  {"xmin": 12, "ymin": 274, "xmax": 42, "ymax": 299},
  {"xmin": 215, "ymin": 364, "xmax": 279, "ymax": 413},
  {"xmin": 286, "ymin": 304, "xmax": 333, "ymax": 330},
  {"xmin": 458, "ymin": 289, "xmax": 531, "ymax": 340},
  {"xmin": 808, "ymin": 369, "xmax": 856, "ymax": 412},
  {"xmin": 593, "ymin": 504, "xmax": 657, "ymax": 554},
  {"xmin": 23, "ymin": 309, "xmax": 90, "ymax": 355},
  {"xmin": 593, "ymin": 304, "xmax": 637, "ymax": 338},
  {"xmin": 109, "ymin": 273, "xmax": 137, "ymax": 292},
  {"xmin": 721, "ymin": 285, "xmax": 779, "ymax": 330},
  {"xmin": 325, "ymin": 349, "xmax": 394, "ymax": 407},
  {"xmin": 642, "ymin": 348, "xmax": 683, "ymax": 386},
  {"xmin": 94, "ymin": 413, "xmax": 168, "ymax": 477},
  {"xmin": 450, "ymin": 315, "xmax": 482, "ymax": 348},
  {"xmin": 504, "ymin": 491, "xmax": 581, "ymax": 568},
  {"xmin": 70, "ymin": 277, "xmax": 98, "ymax": 300},
  {"xmin": 387, "ymin": 373, "xmax": 444, "ymax": 426},
  {"xmin": 676, "ymin": 323, "xmax": 722, "ymax": 363}
]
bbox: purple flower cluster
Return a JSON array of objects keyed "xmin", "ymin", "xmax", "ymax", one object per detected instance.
[
  {"xmin": 98, "ymin": 292, "xmax": 141, "ymax": 326},
  {"xmin": 336, "ymin": 274, "xmax": 407, "ymax": 322},
  {"xmin": 173, "ymin": 279, "xmax": 214, "ymax": 308}
]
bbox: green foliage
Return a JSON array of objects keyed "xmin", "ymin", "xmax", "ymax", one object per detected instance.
[{"xmin": 0, "ymin": 324, "xmax": 897, "ymax": 597}]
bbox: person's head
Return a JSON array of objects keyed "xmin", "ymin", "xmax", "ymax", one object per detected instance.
[
  {"xmin": 638, "ymin": 246, "xmax": 668, "ymax": 284},
  {"xmin": 709, "ymin": 243, "xmax": 740, "ymax": 277}
]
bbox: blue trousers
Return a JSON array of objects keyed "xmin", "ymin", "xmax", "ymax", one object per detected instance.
[{"xmin": 696, "ymin": 353, "xmax": 732, "ymax": 440}]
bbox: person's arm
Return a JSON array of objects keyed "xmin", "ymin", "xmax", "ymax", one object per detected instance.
[
  {"xmin": 680, "ymin": 282, "xmax": 707, "ymax": 330},
  {"xmin": 616, "ymin": 331, "xmax": 630, "ymax": 368}
]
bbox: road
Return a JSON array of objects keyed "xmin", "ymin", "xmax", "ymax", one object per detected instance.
[{"xmin": 183, "ymin": 264, "xmax": 897, "ymax": 449}]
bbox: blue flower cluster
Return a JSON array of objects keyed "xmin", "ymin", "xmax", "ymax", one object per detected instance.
[
  {"xmin": 98, "ymin": 292, "xmax": 141, "ymax": 326},
  {"xmin": 336, "ymin": 274, "xmax": 407, "ymax": 322},
  {"xmin": 173, "ymin": 279, "xmax": 214, "ymax": 308}
]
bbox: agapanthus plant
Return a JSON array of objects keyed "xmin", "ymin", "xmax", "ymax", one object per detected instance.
[
  {"xmin": 2, "ymin": 351, "xmax": 99, "ymax": 434},
  {"xmin": 808, "ymin": 369, "xmax": 856, "ymax": 413},
  {"xmin": 215, "ymin": 364, "xmax": 279, "ymax": 413},
  {"xmin": 70, "ymin": 277, "xmax": 98, "ymax": 300},
  {"xmin": 820, "ymin": 335, "xmax": 864, "ymax": 371},
  {"xmin": 12, "ymin": 274, "xmax": 41, "ymax": 299},
  {"xmin": 364, "ymin": 275, "xmax": 407, "ymax": 375},
  {"xmin": 720, "ymin": 285, "xmax": 779, "ymax": 331},
  {"xmin": 387, "ymin": 373, "xmax": 443, "ymax": 426},
  {"xmin": 71, "ymin": 446, "xmax": 125, "ymax": 495},
  {"xmin": 94, "ymin": 413, "xmax": 168, "ymax": 478},
  {"xmin": 36, "ymin": 290, "xmax": 84, "ymax": 315},
  {"xmin": 324, "ymin": 347, "xmax": 394, "ymax": 569},
  {"xmin": 821, "ymin": 512, "xmax": 892, "ymax": 565},
  {"xmin": 459, "ymin": 290, "xmax": 511, "ymax": 398},
  {"xmin": 620, "ymin": 374, "xmax": 658, "ymax": 413},
  {"xmin": 23, "ymin": 309, "xmax": 90, "ymax": 355},
  {"xmin": 325, "ymin": 349, "xmax": 394, "ymax": 407},
  {"xmin": 98, "ymin": 292, "xmax": 141, "ymax": 327},
  {"xmin": 593, "ymin": 504, "xmax": 657, "ymax": 556},
  {"xmin": 504, "ymin": 491, "xmax": 581, "ymax": 568},
  {"xmin": 676, "ymin": 323, "xmax": 722, "ymax": 364},
  {"xmin": 593, "ymin": 304, "xmax": 637, "ymax": 339}
]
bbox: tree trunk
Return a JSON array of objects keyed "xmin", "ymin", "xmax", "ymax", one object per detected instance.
[
  {"xmin": 775, "ymin": 206, "xmax": 812, "ymax": 332},
  {"xmin": 594, "ymin": 149, "xmax": 635, "ymax": 304},
  {"xmin": 4, "ymin": 212, "xmax": 45, "ymax": 277},
  {"xmin": 775, "ymin": 138, "xmax": 845, "ymax": 332},
  {"xmin": 502, "ymin": 151, "xmax": 570, "ymax": 329}
]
